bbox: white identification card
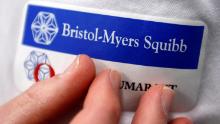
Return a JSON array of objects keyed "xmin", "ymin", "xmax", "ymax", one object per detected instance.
[{"xmin": 14, "ymin": 0, "xmax": 207, "ymax": 112}]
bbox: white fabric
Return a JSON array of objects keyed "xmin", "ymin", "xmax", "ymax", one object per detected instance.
[{"xmin": 0, "ymin": 0, "xmax": 220, "ymax": 124}]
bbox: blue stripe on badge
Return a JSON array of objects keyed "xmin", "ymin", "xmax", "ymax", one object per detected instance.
[{"xmin": 22, "ymin": 5, "xmax": 205, "ymax": 69}]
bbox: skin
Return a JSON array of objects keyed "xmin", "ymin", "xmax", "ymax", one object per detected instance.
[{"xmin": 0, "ymin": 55, "xmax": 193, "ymax": 124}]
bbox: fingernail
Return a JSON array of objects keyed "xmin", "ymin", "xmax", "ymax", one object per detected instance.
[
  {"xmin": 161, "ymin": 86, "xmax": 175, "ymax": 115},
  {"xmin": 65, "ymin": 55, "xmax": 80, "ymax": 73},
  {"xmin": 109, "ymin": 69, "xmax": 121, "ymax": 93}
]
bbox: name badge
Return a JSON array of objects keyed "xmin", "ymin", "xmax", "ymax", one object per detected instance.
[{"xmin": 14, "ymin": 0, "xmax": 207, "ymax": 112}]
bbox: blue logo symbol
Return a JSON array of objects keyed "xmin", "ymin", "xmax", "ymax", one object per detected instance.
[
  {"xmin": 24, "ymin": 51, "xmax": 51, "ymax": 81},
  {"xmin": 31, "ymin": 11, "xmax": 59, "ymax": 45}
]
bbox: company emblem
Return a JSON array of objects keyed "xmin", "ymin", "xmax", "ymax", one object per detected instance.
[
  {"xmin": 31, "ymin": 11, "xmax": 58, "ymax": 45},
  {"xmin": 24, "ymin": 51, "xmax": 51, "ymax": 81}
]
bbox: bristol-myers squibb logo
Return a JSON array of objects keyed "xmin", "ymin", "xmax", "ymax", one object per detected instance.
[
  {"xmin": 31, "ymin": 11, "xmax": 59, "ymax": 45},
  {"xmin": 30, "ymin": 11, "xmax": 188, "ymax": 54}
]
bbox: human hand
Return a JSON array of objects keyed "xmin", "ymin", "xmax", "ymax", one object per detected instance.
[{"xmin": 0, "ymin": 55, "xmax": 192, "ymax": 124}]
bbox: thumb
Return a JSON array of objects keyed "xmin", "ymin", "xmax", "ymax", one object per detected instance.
[{"xmin": 0, "ymin": 55, "xmax": 95, "ymax": 124}]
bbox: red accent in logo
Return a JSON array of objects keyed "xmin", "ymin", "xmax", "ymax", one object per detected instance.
[{"xmin": 34, "ymin": 63, "xmax": 55, "ymax": 82}]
